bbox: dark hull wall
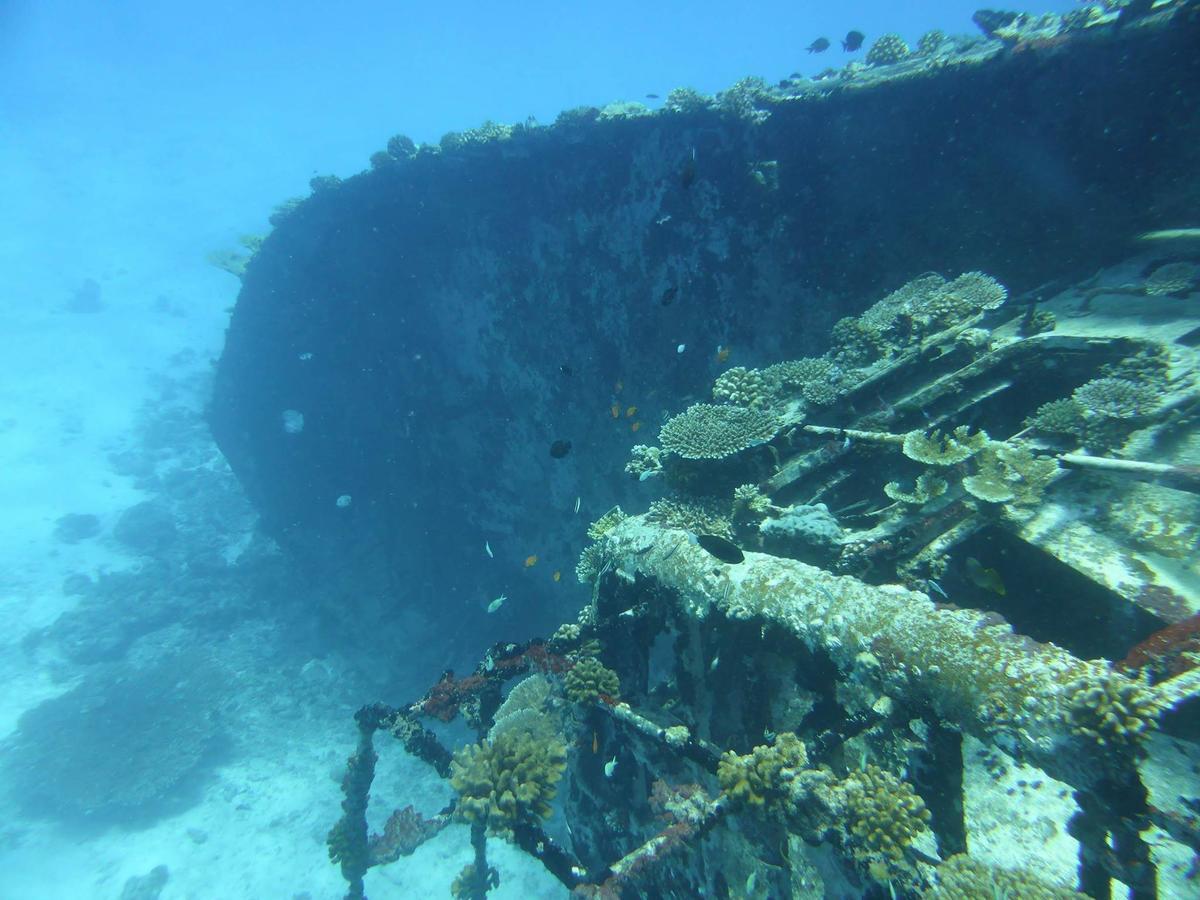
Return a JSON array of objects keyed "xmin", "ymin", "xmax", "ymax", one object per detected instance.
[{"xmin": 210, "ymin": 14, "xmax": 1200, "ymax": 635}]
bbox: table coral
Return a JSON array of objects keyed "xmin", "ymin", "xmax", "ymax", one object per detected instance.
[
  {"xmin": 1072, "ymin": 377, "xmax": 1158, "ymax": 419},
  {"xmin": 659, "ymin": 403, "xmax": 781, "ymax": 460},
  {"xmin": 902, "ymin": 426, "xmax": 989, "ymax": 465}
]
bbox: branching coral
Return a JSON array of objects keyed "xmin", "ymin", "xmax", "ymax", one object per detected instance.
[
  {"xmin": 587, "ymin": 507, "xmax": 627, "ymax": 541},
  {"xmin": 717, "ymin": 76, "xmax": 772, "ymax": 123},
  {"xmin": 450, "ymin": 731, "xmax": 567, "ymax": 834},
  {"xmin": 1100, "ymin": 346, "xmax": 1169, "ymax": 386},
  {"xmin": 716, "ymin": 732, "xmax": 808, "ymax": 807},
  {"xmin": 904, "ymin": 272, "xmax": 1008, "ymax": 331},
  {"xmin": 625, "ymin": 444, "xmax": 664, "ymax": 480},
  {"xmin": 830, "ymin": 316, "xmax": 891, "ymax": 365},
  {"xmin": 658, "ymin": 403, "xmax": 781, "ymax": 459},
  {"xmin": 575, "ymin": 542, "xmax": 609, "ymax": 585},
  {"xmin": 647, "ymin": 496, "xmax": 734, "ymax": 538},
  {"xmin": 1073, "ymin": 377, "xmax": 1158, "ymax": 419},
  {"xmin": 663, "ymin": 86, "xmax": 712, "ymax": 114},
  {"xmin": 713, "ymin": 366, "xmax": 772, "ymax": 409},
  {"xmin": 385, "ymin": 134, "xmax": 417, "ymax": 159},
  {"xmin": 1026, "ymin": 398, "xmax": 1086, "ymax": 441},
  {"xmin": 733, "ymin": 483, "xmax": 773, "ymax": 517},
  {"xmin": 765, "ymin": 357, "xmax": 844, "ymax": 406}
]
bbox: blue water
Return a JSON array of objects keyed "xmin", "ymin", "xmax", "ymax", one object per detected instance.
[{"xmin": 0, "ymin": 1, "xmax": 1094, "ymax": 898}]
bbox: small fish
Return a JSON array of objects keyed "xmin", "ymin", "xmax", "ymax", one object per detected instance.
[
  {"xmin": 625, "ymin": 406, "xmax": 637, "ymax": 418},
  {"xmin": 694, "ymin": 533, "xmax": 745, "ymax": 564},
  {"xmin": 614, "ymin": 380, "xmax": 623, "ymax": 393},
  {"xmin": 806, "ymin": 37, "xmax": 830, "ymax": 53},
  {"xmin": 630, "ymin": 422, "xmax": 641, "ymax": 432},
  {"xmin": 680, "ymin": 153, "xmax": 696, "ymax": 189},
  {"xmin": 550, "ymin": 439, "xmax": 572, "ymax": 458},
  {"xmin": 485, "ymin": 541, "xmax": 493, "ymax": 558},
  {"xmin": 604, "ymin": 756, "xmax": 618, "ymax": 778},
  {"xmin": 1137, "ymin": 227, "xmax": 1200, "ymax": 243},
  {"xmin": 709, "ymin": 655, "xmax": 720, "ymax": 671},
  {"xmin": 927, "ymin": 579, "xmax": 948, "ymax": 600},
  {"xmin": 524, "ymin": 554, "xmax": 538, "ymax": 568},
  {"xmin": 715, "ymin": 345, "xmax": 731, "ymax": 363},
  {"xmin": 645, "ymin": 93, "xmax": 659, "ymax": 100},
  {"xmin": 655, "ymin": 215, "xmax": 672, "ymax": 225},
  {"xmin": 964, "ymin": 557, "xmax": 1006, "ymax": 596},
  {"xmin": 843, "ymin": 30, "xmax": 865, "ymax": 52},
  {"xmin": 592, "ymin": 731, "xmax": 599, "ymax": 753},
  {"xmin": 559, "ymin": 364, "xmax": 573, "ymax": 377},
  {"xmin": 660, "ymin": 286, "xmax": 678, "ymax": 307},
  {"xmin": 574, "ymin": 496, "xmax": 581, "ymax": 514},
  {"xmin": 553, "ymin": 570, "xmax": 561, "ymax": 582},
  {"xmin": 676, "ymin": 343, "xmax": 686, "ymax": 354},
  {"xmin": 487, "ymin": 594, "xmax": 507, "ymax": 613}
]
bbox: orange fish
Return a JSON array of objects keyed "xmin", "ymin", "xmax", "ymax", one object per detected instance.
[
  {"xmin": 524, "ymin": 554, "xmax": 538, "ymax": 567},
  {"xmin": 625, "ymin": 405, "xmax": 637, "ymax": 418},
  {"xmin": 552, "ymin": 570, "xmax": 562, "ymax": 582},
  {"xmin": 610, "ymin": 404, "xmax": 620, "ymax": 418},
  {"xmin": 630, "ymin": 422, "xmax": 641, "ymax": 432},
  {"xmin": 716, "ymin": 346, "xmax": 732, "ymax": 363}
]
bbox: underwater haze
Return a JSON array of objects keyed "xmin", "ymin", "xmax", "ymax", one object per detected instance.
[{"xmin": 3, "ymin": 1, "xmax": 1198, "ymax": 899}]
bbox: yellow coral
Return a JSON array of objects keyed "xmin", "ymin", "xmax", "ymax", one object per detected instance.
[
  {"xmin": 450, "ymin": 731, "xmax": 567, "ymax": 834},
  {"xmin": 717, "ymin": 732, "xmax": 807, "ymax": 807},
  {"xmin": 564, "ymin": 658, "xmax": 620, "ymax": 704},
  {"xmin": 841, "ymin": 765, "xmax": 931, "ymax": 875},
  {"xmin": 924, "ymin": 853, "xmax": 1085, "ymax": 899},
  {"xmin": 1064, "ymin": 670, "xmax": 1165, "ymax": 749}
]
